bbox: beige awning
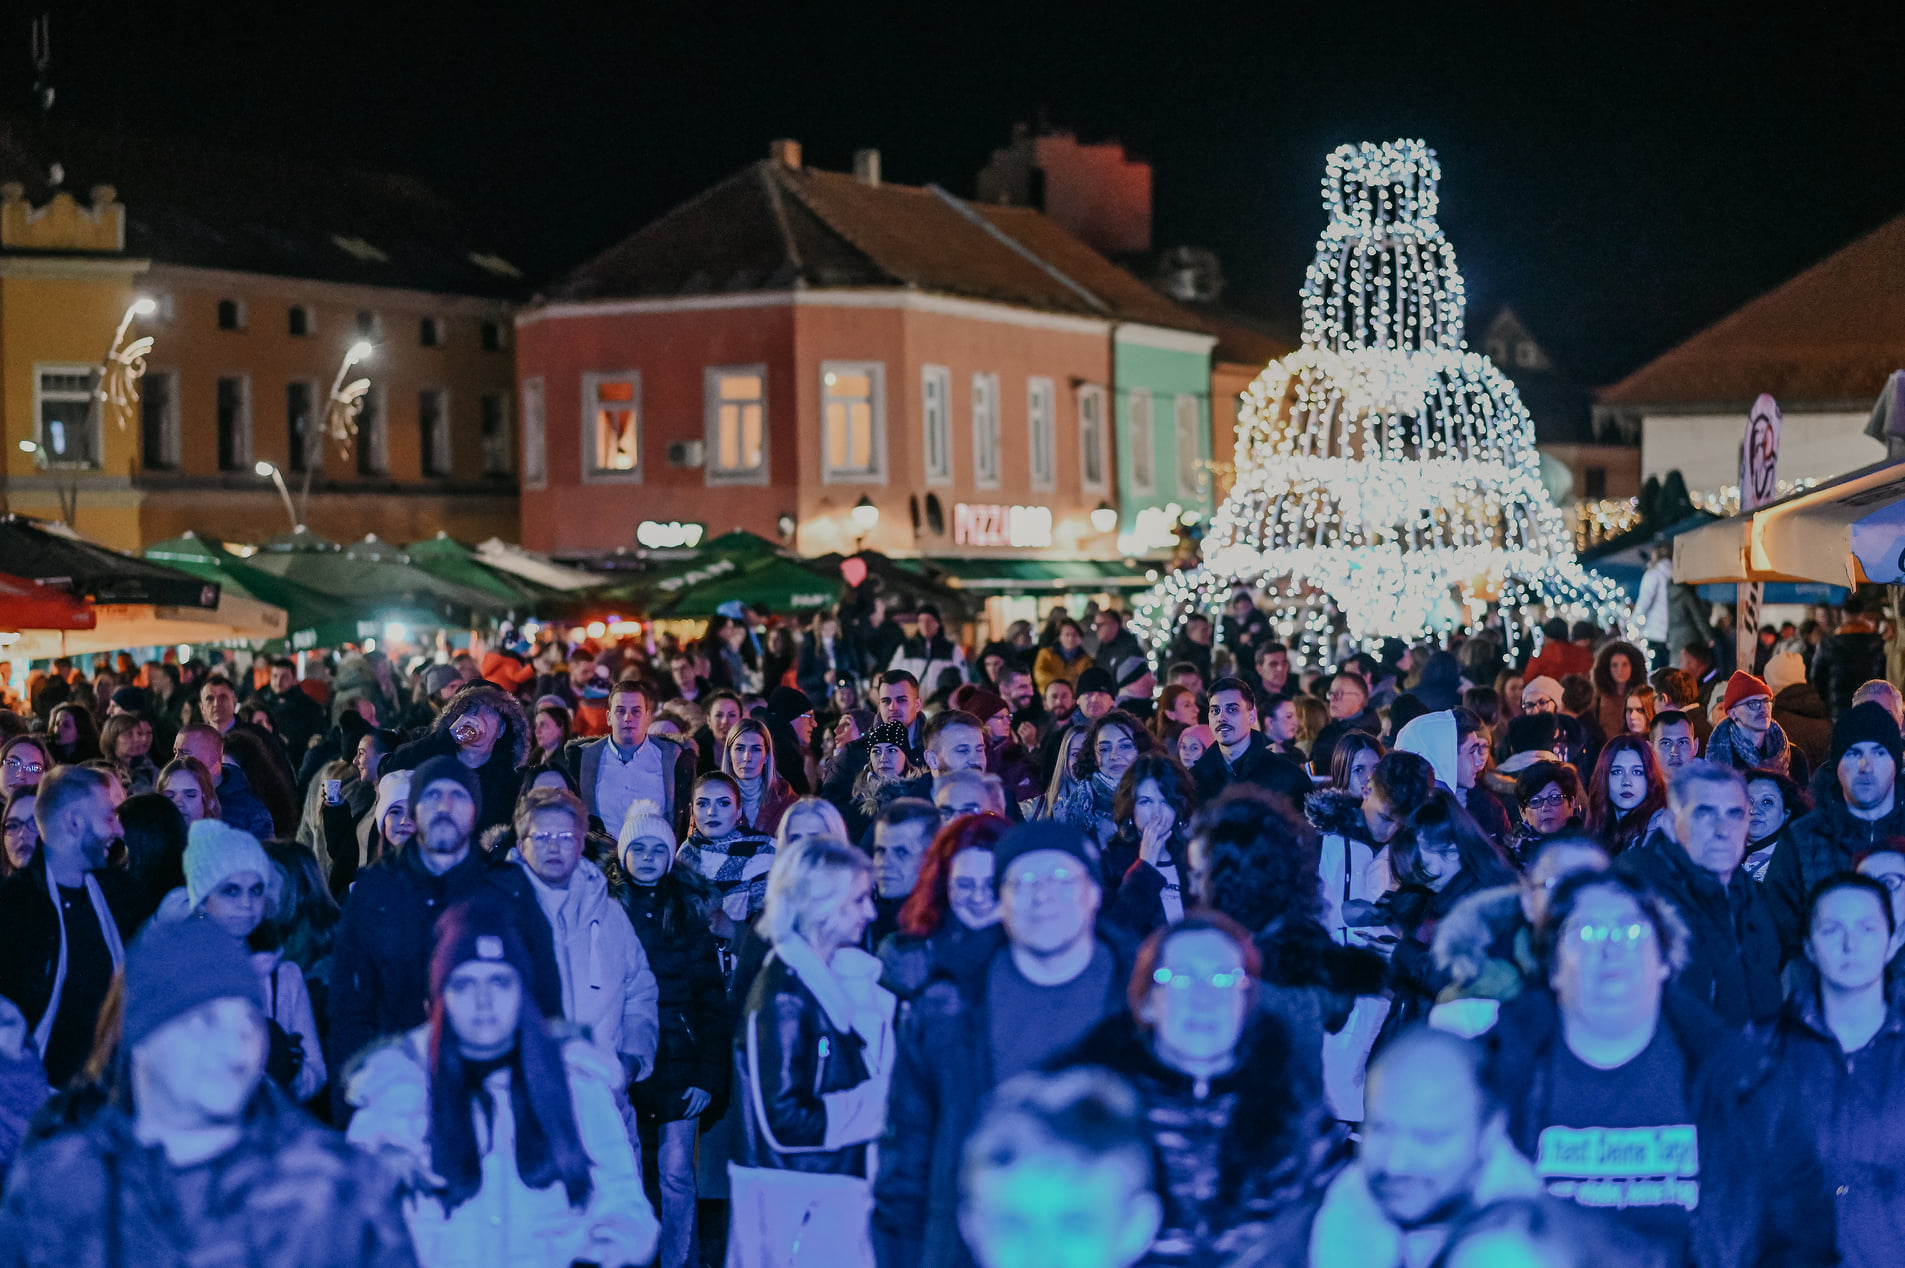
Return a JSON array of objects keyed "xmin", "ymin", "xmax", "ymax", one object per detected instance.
[
  {"xmin": 7, "ymin": 592, "xmax": 286, "ymax": 659},
  {"xmin": 1673, "ymin": 460, "xmax": 1905, "ymax": 587}
]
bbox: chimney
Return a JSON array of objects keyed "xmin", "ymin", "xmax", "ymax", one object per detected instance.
[
  {"xmin": 853, "ymin": 148, "xmax": 882, "ymax": 187},
  {"xmin": 768, "ymin": 138, "xmax": 803, "ymax": 170}
]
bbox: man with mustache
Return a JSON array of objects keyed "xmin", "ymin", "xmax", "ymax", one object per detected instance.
[{"xmin": 328, "ymin": 754, "xmax": 562, "ymax": 1118}]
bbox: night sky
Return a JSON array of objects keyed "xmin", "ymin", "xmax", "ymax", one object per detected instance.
[{"xmin": 23, "ymin": 3, "xmax": 1905, "ymax": 386}]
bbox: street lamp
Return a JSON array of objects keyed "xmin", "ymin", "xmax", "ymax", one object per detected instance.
[
  {"xmin": 1090, "ymin": 501, "xmax": 1119, "ymax": 534},
  {"xmin": 851, "ymin": 495, "xmax": 879, "ymax": 551},
  {"xmin": 255, "ymin": 460, "xmax": 299, "ymax": 532},
  {"xmin": 297, "ymin": 340, "xmax": 374, "ymax": 525}
]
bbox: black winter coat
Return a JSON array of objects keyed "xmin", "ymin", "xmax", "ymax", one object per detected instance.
[
  {"xmin": 1733, "ymin": 991, "xmax": 1905, "ymax": 1268},
  {"xmin": 619, "ymin": 875, "xmax": 731, "ymax": 1125},
  {"xmin": 328, "ymin": 845, "xmax": 562, "ymax": 1115},
  {"xmin": 1190, "ymin": 732, "xmax": 1310, "ymax": 807},
  {"xmin": 1774, "ymin": 682, "xmax": 1834, "ymax": 770},
  {"xmin": 1620, "ymin": 832, "xmax": 1783, "ymax": 1025},
  {"xmin": 1811, "ymin": 625, "xmax": 1888, "ymax": 718},
  {"xmin": 1480, "ymin": 986, "xmax": 1837, "ymax": 1268},
  {"xmin": 733, "ymin": 952, "xmax": 875, "ymax": 1178},
  {"xmin": 0, "ymin": 863, "xmax": 145, "ymax": 1087},
  {"xmin": 1765, "ymin": 788, "xmax": 1905, "ymax": 960},
  {"xmin": 1100, "ymin": 823, "xmax": 1194, "ymax": 939},
  {"xmin": 1051, "ymin": 1012, "xmax": 1343, "ymax": 1267},
  {"xmin": 382, "ymin": 728, "xmax": 523, "ymax": 841},
  {"xmin": 874, "ymin": 923, "xmax": 1137, "ymax": 1268}
]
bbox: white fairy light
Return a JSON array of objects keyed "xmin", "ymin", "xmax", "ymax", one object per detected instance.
[{"xmin": 1132, "ymin": 139, "xmax": 1630, "ymax": 665}]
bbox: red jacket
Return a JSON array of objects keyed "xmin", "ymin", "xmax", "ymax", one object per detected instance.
[{"xmin": 1523, "ymin": 639, "xmax": 1592, "ymax": 684}]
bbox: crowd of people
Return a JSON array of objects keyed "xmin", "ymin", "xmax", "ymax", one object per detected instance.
[{"xmin": 0, "ymin": 585, "xmax": 1900, "ymax": 1267}]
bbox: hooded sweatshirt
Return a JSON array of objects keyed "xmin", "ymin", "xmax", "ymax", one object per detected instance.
[{"xmin": 1394, "ymin": 710, "xmax": 1458, "ymax": 791}]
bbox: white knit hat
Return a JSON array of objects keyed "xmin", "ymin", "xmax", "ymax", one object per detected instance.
[
  {"xmin": 184, "ymin": 818, "xmax": 279, "ymax": 911},
  {"xmin": 1764, "ymin": 651, "xmax": 1807, "ymax": 696},
  {"xmin": 370, "ymin": 769, "xmax": 413, "ymax": 836},
  {"xmin": 618, "ymin": 798, "xmax": 677, "ymax": 866}
]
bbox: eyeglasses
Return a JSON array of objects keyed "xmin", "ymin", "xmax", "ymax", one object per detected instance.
[
  {"xmin": 524, "ymin": 830, "xmax": 580, "ymax": 847},
  {"xmin": 1525, "ymin": 792, "xmax": 1571, "ymax": 811},
  {"xmin": 1732, "ymin": 698, "xmax": 1771, "ymax": 715},
  {"xmin": 1564, "ymin": 922, "xmax": 1656, "ymax": 949},
  {"xmin": 950, "ymin": 877, "xmax": 995, "ymax": 899},
  {"xmin": 1152, "ymin": 967, "xmax": 1249, "ymax": 992},
  {"xmin": 3, "ymin": 756, "xmax": 44, "ymax": 776},
  {"xmin": 1004, "ymin": 864, "xmax": 1086, "ymax": 896},
  {"xmin": 2, "ymin": 819, "xmax": 31, "ymax": 836}
]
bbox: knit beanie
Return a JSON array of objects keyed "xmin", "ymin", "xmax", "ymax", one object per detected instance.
[
  {"xmin": 1520, "ymin": 676, "xmax": 1564, "ymax": 709},
  {"xmin": 868, "ymin": 720, "xmax": 911, "ymax": 751},
  {"xmin": 371, "ymin": 769, "xmax": 414, "ymax": 834},
  {"xmin": 1831, "ymin": 700, "xmax": 1904, "ymax": 770},
  {"xmin": 991, "ymin": 820, "xmax": 1102, "ymax": 889},
  {"xmin": 429, "ymin": 898, "xmax": 539, "ymax": 1003},
  {"xmin": 1115, "ymin": 659, "xmax": 1152, "ymax": 690},
  {"xmin": 410, "ymin": 754, "xmax": 482, "ymax": 820},
  {"xmin": 766, "ymin": 686, "xmax": 815, "ymax": 724},
  {"xmin": 1719, "ymin": 671, "xmax": 1771, "ymax": 713},
  {"xmin": 617, "ymin": 797, "xmax": 677, "ymax": 855},
  {"xmin": 1076, "ymin": 668, "xmax": 1115, "ymax": 699},
  {"xmin": 183, "ymin": 818, "xmax": 277, "ymax": 911},
  {"xmin": 423, "ymin": 663, "xmax": 462, "ymax": 696},
  {"xmin": 1764, "ymin": 651, "xmax": 1807, "ymax": 696},
  {"xmin": 122, "ymin": 917, "xmax": 264, "ymax": 1052},
  {"xmin": 960, "ymin": 689, "xmax": 1009, "ymax": 723}
]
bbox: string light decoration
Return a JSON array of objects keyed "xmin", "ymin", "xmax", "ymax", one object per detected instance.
[{"xmin": 1131, "ymin": 140, "xmax": 1630, "ymax": 663}]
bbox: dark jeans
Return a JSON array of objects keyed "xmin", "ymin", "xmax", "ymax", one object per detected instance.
[{"xmin": 639, "ymin": 1113, "xmax": 701, "ymax": 1268}]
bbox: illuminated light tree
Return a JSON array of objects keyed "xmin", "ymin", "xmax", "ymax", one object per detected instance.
[{"xmin": 1134, "ymin": 139, "xmax": 1628, "ymax": 662}]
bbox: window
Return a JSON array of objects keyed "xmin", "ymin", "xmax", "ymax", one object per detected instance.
[
  {"xmin": 820, "ymin": 361, "xmax": 883, "ymax": 482},
  {"xmin": 583, "ymin": 372, "xmax": 641, "ymax": 481},
  {"xmin": 521, "ymin": 377, "xmax": 546, "ymax": 489},
  {"xmin": 420, "ymin": 389, "xmax": 451, "ymax": 476},
  {"xmin": 216, "ymin": 299, "xmax": 245, "ymax": 331},
  {"xmin": 215, "ymin": 376, "xmax": 252, "ymax": 472},
  {"xmin": 354, "ymin": 310, "xmax": 381, "ymax": 339},
  {"xmin": 1128, "ymin": 388, "xmax": 1154, "ymax": 495},
  {"xmin": 419, "ymin": 316, "xmax": 446, "ymax": 348},
  {"xmin": 1174, "ymin": 394, "xmax": 1201, "ymax": 499},
  {"xmin": 481, "ymin": 393, "xmax": 512, "ymax": 477},
  {"xmin": 1584, "ymin": 466, "xmax": 1608, "ymax": 499},
  {"xmin": 356, "ymin": 386, "xmax": 388, "ymax": 475},
  {"xmin": 33, "ymin": 367, "xmax": 98, "ymax": 468},
  {"xmin": 922, "ymin": 365, "xmax": 952, "ymax": 484},
  {"xmin": 480, "ymin": 320, "xmax": 508, "ymax": 352},
  {"xmin": 705, "ymin": 365, "xmax": 767, "ymax": 483},
  {"xmin": 288, "ymin": 306, "xmax": 313, "ymax": 337},
  {"xmin": 140, "ymin": 370, "xmax": 179, "ymax": 470},
  {"xmin": 1079, "ymin": 384, "xmax": 1107, "ymax": 492},
  {"xmin": 971, "ymin": 372, "xmax": 1001, "ymax": 489},
  {"xmin": 286, "ymin": 381, "xmax": 317, "ymax": 473},
  {"xmin": 1028, "ymin": 377, "xmax": 1056, "ymax": 492}
]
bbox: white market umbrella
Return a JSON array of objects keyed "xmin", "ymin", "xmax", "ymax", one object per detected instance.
[{"xmin": 1674, "ymin": 460, "xmax": 1905, "ymax": 587}]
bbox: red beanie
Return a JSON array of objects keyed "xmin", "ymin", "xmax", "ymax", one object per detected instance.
[{"xmin": 1720, "ymin": 671, "xmax": 1771, "ymax": 713}]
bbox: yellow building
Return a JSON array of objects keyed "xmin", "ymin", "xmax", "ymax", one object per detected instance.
[{"xmin": 0, "ymin": 115, "xmax": 522, "ymax": 551}]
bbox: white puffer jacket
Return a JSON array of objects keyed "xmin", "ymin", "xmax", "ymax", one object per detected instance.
[
  {"xmin": 512, "ymin": 854, "xmax": 659, "ymax": 1079},
  {"xmin": 346, "ymin": 1025, "xmax": 657, "ymax": 1268}
]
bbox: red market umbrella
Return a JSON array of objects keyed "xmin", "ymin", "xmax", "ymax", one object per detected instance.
[{"xmin": 0, "ymin": 570, "xmax": 94, "ymax": 632}]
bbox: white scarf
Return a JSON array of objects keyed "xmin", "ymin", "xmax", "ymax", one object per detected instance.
[{"xmin": 33, "ymin": 865, "xmax": 126, "ymax": 1057}]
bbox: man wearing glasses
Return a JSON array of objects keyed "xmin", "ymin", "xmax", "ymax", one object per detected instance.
[
  {"xmin": 511, "ymin": 784, "xmax": 658, "ymax": 1144},
  {"xmin": 1481, "ymin": 865, "xmax": 1833, "ymax": 1266},
  {"xmin": 877, "ymin": 821, "xmax": 1136, "ymax": 1268},
  {"xmin": 1703, "ymin": 672, "xmax": 1793, "ymax": 775}
]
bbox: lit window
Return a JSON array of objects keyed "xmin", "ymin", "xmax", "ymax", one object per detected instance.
[
  {"xmin": 1079, "ymin": 384, "xmax": 1107, "ymax": 492},
  {"xmin": 420, "ymin": 389, "xmax": 451, "ymax": 476},
  {"xmin": 584, "ymin": 372, "xmax": 641, "ymax": 480},
  {"xmin": 520, "ymin": 377, "xmax": 546, "ymax": 489},
  {"xmin": 1128, "ymin": 388, "xmax": 1154, "ymax": 495},
  {"xmin": 972, "ymin": 372, "xmax": 1000, "ymax": 489},
  {"xmin": 922, "ymin": 365, "xmax": 952, "ymax": 485},
  {"xmin": 706, "ymin": 366, "xmax": 767, "ymax": 483},
  {"xmin": 1028, "ymin": 377, "xmax": 1056, "ymax": 492},
  {"xmin": 35, "ymin": 367, "xmax": 99, "ymax": 468},
  {"xmin": 481, "ymin": 393, "xmax": 512, "ymax": 477},
  {"xmin": 1174, "ymin": 394, "xmax": 1201, "ymax": 499},
  {"xmin": 821, "ymin": 361, "xmax": 883, "ymax": 482},
  {"xmin": 216, "ymin": 376, "xmax": 252, "ymax": 472}
]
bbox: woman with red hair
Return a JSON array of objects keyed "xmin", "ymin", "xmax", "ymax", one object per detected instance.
[
  {"xmin": 1583, "ymin": 734, "xmax": 1669, "ymax": 856},
  {"xmin": 876, "ymin": 813, "xmax": 1009, "ymax": 999}
]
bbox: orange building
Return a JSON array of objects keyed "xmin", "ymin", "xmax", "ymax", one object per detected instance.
[
  {"xmin": 517, "ymin": 141, "xmax": 1216, "ymax": 583},
  {"xmin": 0, "ymin": 115, "xmax": 521, "ymax": 551}
]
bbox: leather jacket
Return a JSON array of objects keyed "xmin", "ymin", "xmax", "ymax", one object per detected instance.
[{"xmin": 734, "ymin": 953, "xmax": 877, "ymax": 1178}]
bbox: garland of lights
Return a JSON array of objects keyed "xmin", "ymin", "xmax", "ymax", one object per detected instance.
[{"xmin": 1132, "ymin": 140, "xmax": 1630, "ymax": 663}]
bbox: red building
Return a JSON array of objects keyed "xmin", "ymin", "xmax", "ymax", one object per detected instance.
[{"xmin": 514, "ymin": 141, "xmax": 1210, "ymax": 572}]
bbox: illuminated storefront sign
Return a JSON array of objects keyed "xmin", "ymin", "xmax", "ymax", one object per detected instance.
[
  {"xmin": 954, "ymin": 503, "xmax": 1053, "ymax": 549},
  {"xmin": 636, "ymin": 520, "xmax": 706, "ymax": 549}
]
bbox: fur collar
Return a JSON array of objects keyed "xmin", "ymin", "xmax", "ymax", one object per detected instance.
[{"xmin": 1304, "ymin": 789, "xmax": 1373, "ymax": 842}]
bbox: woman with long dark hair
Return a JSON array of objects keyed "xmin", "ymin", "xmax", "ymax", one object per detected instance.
[
  {"xmin": 117, "ymin": 791, "xmax": 188, "ymax": 915},
  {"xmin": 346, "ymin": 900, "xmax": 656, "ymax": 1268},
  {"xmin": 1583, "ymin": 735, "xmax": 1668, "ymax": 856},
  {"xmin": 0, "ymin": 735, "xmax": 50, "ymax": 797},
  {"xmin": 0, "ymin": 785, "xmax": 37, "ymax": 881},
  {"xmin": 98, "ymin": 713, "xmax": 158, "ymax": 793},
  {"xmin": 878, "ymin": 813, "xmax": 1009, "ymax": 998},
  {"xmin": 1590, "ymin": 640, "xmax": 1648, "ymax": 743},
  {"xmin": 1056, "ymin": 710, "xmax": 1154, "ymax": 847},
  {"xmin": 46, "ymin": 703, "xmax": 99, "ymax": 765},
  {"xmin": 1102, "ymin": 752, "xmax": 1198, "ymax": 937}
]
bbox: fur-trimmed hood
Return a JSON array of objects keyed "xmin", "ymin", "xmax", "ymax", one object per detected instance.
[
  {"xmin": 434, "ymin": 680, "xmax": 531, "ymax": 771},
  {"xmin": 1430, "ymin": 884, "xmax": 1535, "ymax": 1000},
  {"xmin": 1303, "ymin": 788, "xmax": 1374, "ymax": 844}
]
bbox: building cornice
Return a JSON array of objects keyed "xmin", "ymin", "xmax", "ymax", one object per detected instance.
[
  {"xmin": 0, "ymin": 254, "xmax": 150, "ymax": 280},
  {"xmin": 144, "ymin": 263, "xmax": 516, "ymax": 314},
  {"xmin": 1114, "ymin": 322, "xmax": 1219, "ymax": 356},
  {"xmin": 518, "ymin": 288, "xmax": 1115, "ymax": 337}
]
